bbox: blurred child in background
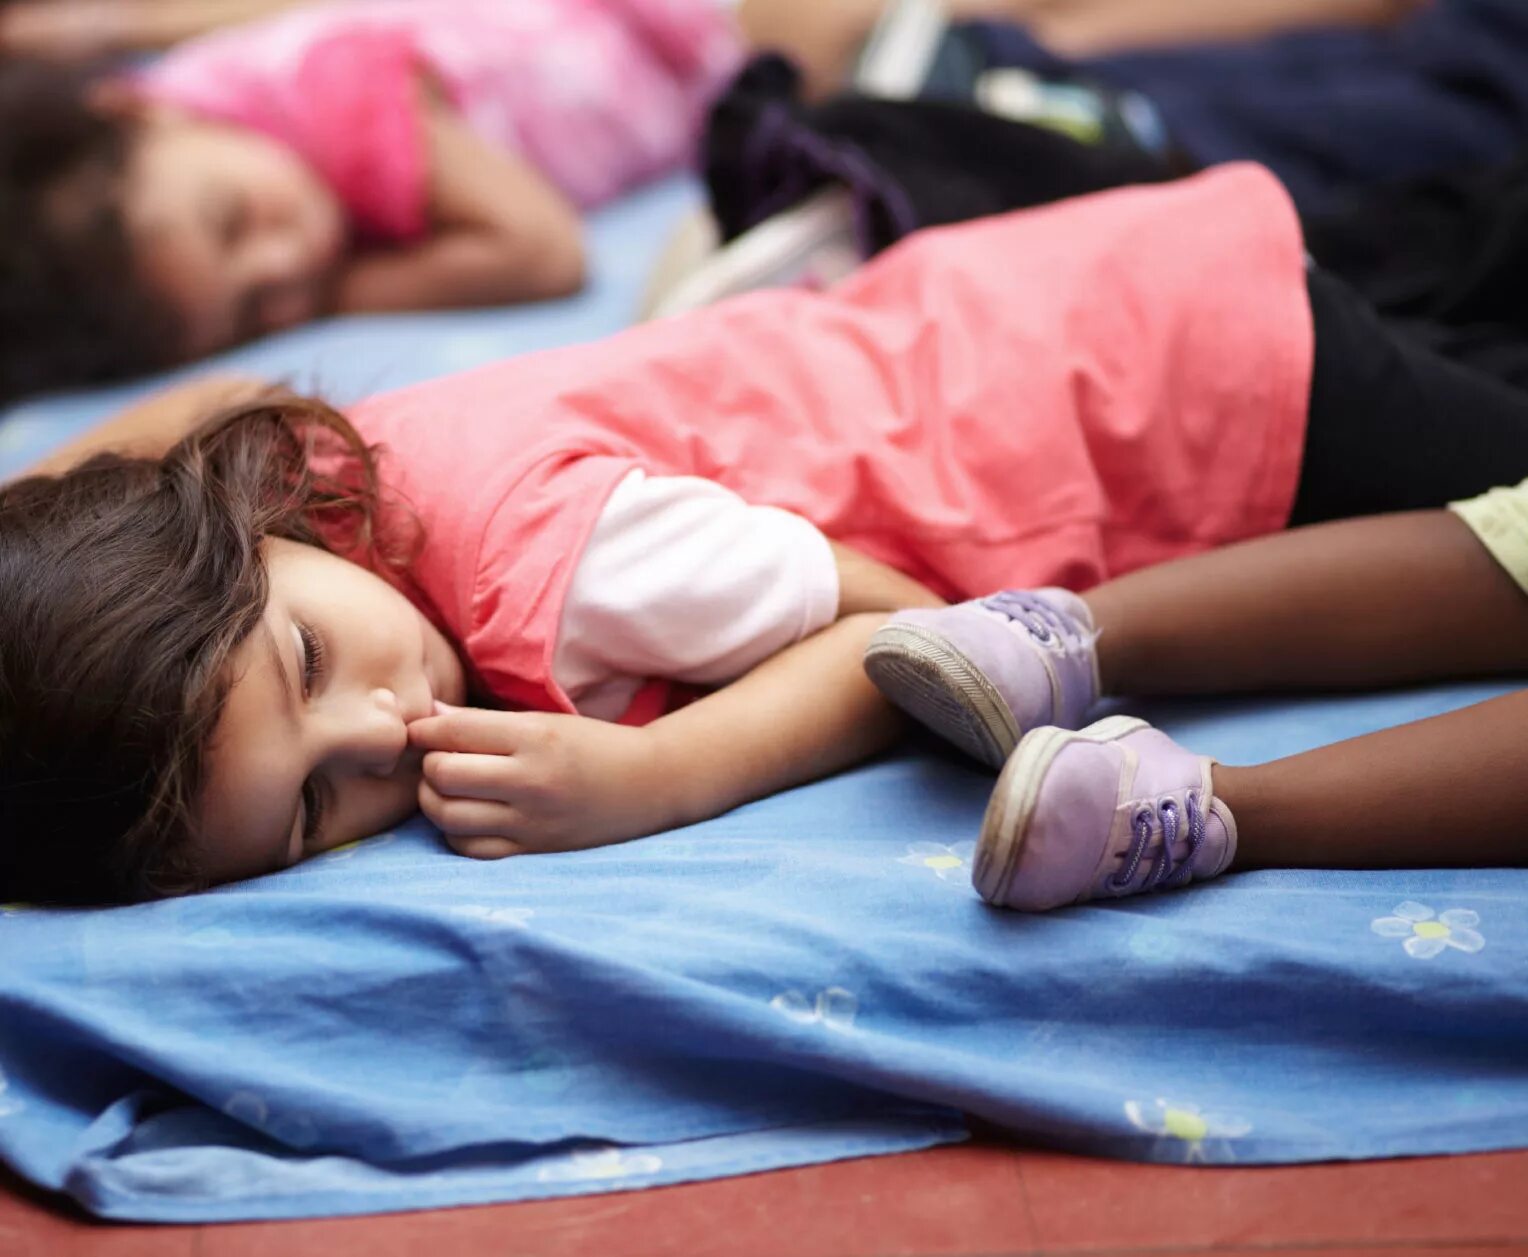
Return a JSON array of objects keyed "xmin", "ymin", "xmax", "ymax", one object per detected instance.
[{"xmin": 0, "ymin": 0, "xmax": 741, "ymax": 399}]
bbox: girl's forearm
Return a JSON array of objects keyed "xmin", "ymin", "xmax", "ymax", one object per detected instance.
[
  {"xmin": 1029, "ymin": 0, "xmax": 1422, "ymax": 56},
  {"xmin": 648, "ymin": 613, "xmax": 903, "ymax": 826},
  {"xmin": 830, "ymin": 541, "xmax": 946, "ymax": 614},
  {"xmin": 336, "ymin": 232, "xmax": 584, "ymax": 313},
  {"xmin": 0, "ymin": 0, "xmax": 303, "ymax": 57},
  {"xmin": 123, "ymin": 0, "xmax": 307, "ymax": 46},
  {"xmin": 412, "ymin": 556, "xmax": 939, "ymax": 858},
  {"xmin": 15, "ymin": 375, "xmax": 270, "ymax": 480},
  {"xmin": 645, "ymin": 543, "xmax": 943, "ymax": 826}
]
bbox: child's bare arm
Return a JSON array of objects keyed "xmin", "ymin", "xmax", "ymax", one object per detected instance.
[
  {"xmin": 410, "ymin": 612, "xmax": 902, "ymax": 857},
  {"xmin": 830, "ymin": 540, "xmax": 946, "ymax": 612},
  {"xmin": 336, "ymin": 90, "xmax": 586, "ymax": 313},
  {"xmin": 1087, "ymin": 509, "xmax": 1528, "ymax": 696},
  {"xmin": 0, "ymin": 0, "xmax": 304, "ymax": 59},
  {"xmin": 12, "ymin": 374, "xmax": 271, "ymax": 479},
  {"xmin": 408, "ymin": 544, "xmax": 944, "ymax": 857},
  {"xmin": 1025, "ymin": 0, "xmax": 1425, "ymax": 57}
]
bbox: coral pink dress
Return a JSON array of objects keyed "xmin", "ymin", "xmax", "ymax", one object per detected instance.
[
  {"xmin": 346, "ymin": 166, "xmax": 1314, "ymax": 719},
  {"xmin": 139, "ymin": 0, "xmax": 743, "ymax": 239}
]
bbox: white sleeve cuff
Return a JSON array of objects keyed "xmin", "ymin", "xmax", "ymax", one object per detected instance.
[{"xmin": 554, "ymin": 470, "xmax": 840, "ymax": 718}]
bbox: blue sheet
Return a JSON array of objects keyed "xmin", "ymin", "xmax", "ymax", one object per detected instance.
[{"xmin": 3, "ymin": 176, "xmax": 1527, "ymax": 1223}]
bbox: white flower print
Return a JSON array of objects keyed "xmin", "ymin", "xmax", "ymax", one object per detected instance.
[
  {"xmin": 535, "ymin": 1147, "xmax": 664, "ymax": 1183},
  {"xmin": 770, "ymin": 987, "xmax": 858, "ymax": 1033},
  {"xmin": 312, "ymin": 833, "xmax": 397, "ymax": 863},
  {"xmin": 223, "ymin": 1090, "xmax": 318, "ymax": 1148},
  {"xmin": 449, "ymin": 905, "xmax": 537, "ymax": 928},
  {"xmin": 1371, "ymin": 901, "xmax": 1485, "ymax": 959},
  {"xmin": 897, "ymin": 841, "xmax": 977, "ymax": 882},
  {"xmin": 184, "ymin": 927, "xmax": 237, "ymax": 948},
  {"xmin": 0, "ymin": 1065, "xmax": 22, "ymax": 1118},
  {"xmin": 1124, "ymin": 1097, "xmax": 1251, "ymax": 1163},
  {"xmin": 0, "ymin": 413, "xmax": 44, "ymax": 456},
  {"xmin": 1125, "ymin": 923, "xmax": 1185, "ymax": 966}
]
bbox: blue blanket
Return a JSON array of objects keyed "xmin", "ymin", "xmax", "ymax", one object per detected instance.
[{"xmin": 3, "ymin": 177, "xmax": 1527, "ymax": 1223}]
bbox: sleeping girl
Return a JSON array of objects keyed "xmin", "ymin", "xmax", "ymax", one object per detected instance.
[
  {"xmin": 3, "ymin": 166, "xmax": 1526, "ymax": 905},
  {"xmin": 0, "ymin": 0, "xmax": 740, "ymax": 398}
]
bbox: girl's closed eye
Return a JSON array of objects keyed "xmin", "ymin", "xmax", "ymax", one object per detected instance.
[
  {"xmin": 296, "ymin": 621, "xmax": 327, "ymax": 698},
  {"xmin": 300, "ymin": 776, "xmax": 327, "ymax": 852},
  {"xmin": 219, "ymin": 194, "xmax": 250, "ymax": 249},
  {"xmin": 294, "ymin": 621, "xmax": 328, "ymax": 856}
]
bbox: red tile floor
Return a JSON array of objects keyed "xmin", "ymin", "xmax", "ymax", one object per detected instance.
[{"xmin": 5, "ymin": 1138, "xmax": 1528, "ymax": 1257}]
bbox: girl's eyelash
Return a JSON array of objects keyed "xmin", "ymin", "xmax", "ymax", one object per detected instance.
[
  {"xmin": 296, "ymin": 622, "xmax": 328, "ymax": 851},
  {"xmin": 301, "ymin": 777, "xmax": 326, "ymax": 849},
  {"xmin": 222, "ymin": 198, "xmax": 248, "ymax": 247},
  {"xmin": 297, "ymin": 622, "xmax": 327, "ymax": 696}
]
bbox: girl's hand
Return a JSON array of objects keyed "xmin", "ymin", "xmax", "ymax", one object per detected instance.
[
  {"xmin": 408, "ymin": 705, "xmax": 671, "ymax": 859},
  {"xmin": 411, "ymin": 614, "xmax": 905, "ymax": 864}
]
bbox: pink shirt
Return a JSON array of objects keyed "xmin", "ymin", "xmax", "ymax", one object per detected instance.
[
  {"xmin": 350, "ymin": 166, "xmax": 1314, "ymax": 719},
  {"xmin": 139, "ymin": 0, "xmax": 742, "ymax": 240}
]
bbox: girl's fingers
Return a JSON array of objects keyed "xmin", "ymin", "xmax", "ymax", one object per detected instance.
[
  {"xmin": 409, "ymin": 704, "xmax": 539, "ymax": 755},
  {"xmin": 448, "ymin": 834, "xmax": 525, "ymax": 860},
  {"xmin": 421, "ymin": 750, "xmax": 521, "ymax": 801},
  {"xmin": 418, "ymin": 781, "xmax": 527, "ymax": 858}
]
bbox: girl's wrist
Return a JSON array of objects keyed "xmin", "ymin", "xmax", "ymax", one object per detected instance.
[{"xmin": 642, "ymin": 717, "xmax": 733, "ymax": 831}]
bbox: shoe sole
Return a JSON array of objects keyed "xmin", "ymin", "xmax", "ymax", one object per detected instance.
[
  {"xmin": 972, "ymin": 715, "xmax": 1147, "ymax": 905},
  {"xmin": 864, "ymin": 624, "xmax": 1020, "ymax": 770}
]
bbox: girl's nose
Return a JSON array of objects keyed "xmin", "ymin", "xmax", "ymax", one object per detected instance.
[
  {"xmin": 338, "ymin": 689, "xmax": 409, "ymax": 778},
  {"xmin": 250, "ymin": 229, "xmax": 312, "ymax": 287},
  {"xmin": 244, "ymin": 233, "xmax": 320, "ymax": 329}
]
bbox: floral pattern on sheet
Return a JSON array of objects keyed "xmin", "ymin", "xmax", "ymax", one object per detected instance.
[
  {"xmin": 449, "ymin": 905, "xmax": 537, "ymax": 928},
  {"xmin": 535, "ymin": 1146, "xmax": 664, "ymax": 1183},
  {"xmin": 0, "ymin": 1065, "xmax": 23, "ymax": 1118},
  {"xmin": 1124, "ymin": 1097, "xmax": 1251, "ymax": 1163},
  {"xmin": 897, "ymin": 841, "xmax": 977, "ymax": 882},
  {"xmin": 312, "ymin": 833, "xmax": 398, "ymax": 864},
  {"xmin": 224, "ymin": 1091, "xmax": 319, "ymax": 1149},
  {"xmin": 1371, "ymin": 902, "xmax": 1485, "ymax": 959},
  {"xmin": 770, "ymin": 987, "xmax": 858, "ymax": 1033}
]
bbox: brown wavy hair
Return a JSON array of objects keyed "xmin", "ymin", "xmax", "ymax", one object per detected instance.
[{"xmin": 0, "ymin": 396, "xmax": 406, "ymax": 905}]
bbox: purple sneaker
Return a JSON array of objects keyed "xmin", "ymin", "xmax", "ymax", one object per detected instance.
[
  {"xmin": 864, "ymin": 588, "xmax": 1100, "ymax": 769},
  {"xmin": 973, "ymin": 716, "xmax": 1237, "ymax": 912}
]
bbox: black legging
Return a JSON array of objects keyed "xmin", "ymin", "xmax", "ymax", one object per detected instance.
[{"xmin": 1289, "ymin": 267, "xmax": 1528, "ymax": 525}]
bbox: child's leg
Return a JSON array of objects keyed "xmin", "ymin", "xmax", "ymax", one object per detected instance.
[
  {"xmin": 869, "ymin": 503, "xmax": 1528, "ymax": 768},
  {"xmin": 973, "ymin": 487, "xmax": 1528, "ymax": 908},
  {"xmin": 1219, "ymin": 689, "xmax": 1528, "ymax": 869},
  {"xmin": 974, "ymin": 690, "xmax": 1528, "ymax": 912},
  {"xmin": 1087, "ymin": 507, "xmax": 1528, "ymax": 696}
]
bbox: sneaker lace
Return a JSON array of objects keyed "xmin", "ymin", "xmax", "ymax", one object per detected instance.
[
  {"xmin": 981, "ymin": 590, "xmax": 1084, "ymax": 651},
  {"xmin": 1109, "ymin": 793, "xmax": 1206, "ymax": 892}
]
